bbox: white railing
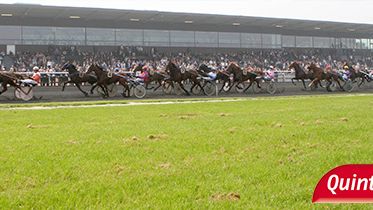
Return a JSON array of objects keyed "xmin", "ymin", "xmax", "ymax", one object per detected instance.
[{"xmin": 12, "ymin": 70, "xmax": 296, "ymax": 86}]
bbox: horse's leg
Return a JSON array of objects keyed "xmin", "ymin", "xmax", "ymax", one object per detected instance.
[
  {"xmin": 291, "ymin": 78, "xmax": 298, "ymax": 86},
  {"xmin": 227, "ymin": 81, "xmax": 236, "ymax": 92},
  {"xmin": 0, "ymin": 83, "xmax": 7, "ymax": 95},
  {"xmin": 126, "ymin": 83, "xmax": 131, "ymax": 97},
  {"xmin": 153, "ymin": 80, "xmax": 162, "ymax": 91},
  {"xmin": 103, "ymin": 84, "xmax": 110, "ymax": 97},
  {"xmin": 97, "ymin": 84, "xmax": 108, "ymax": 98},
  {"xmin": 75, "ymin": 83, "xmax": 88, "ymax": 96},
  {"xmin": 190, "ymin": 81, "xmax": 197, "ymax": 93},
  {"xmin": 90, "ymin": 84, "xmax": 98, "ymax": 94},
  {"xmin": 335, "ymin": 78, "xmax": 344, "ymax": 91},
  {"xmin": 243, "ymin": 79, "xmax": 254, "ymax": 92},
  {"xmin": 358, "ymin": 76, "xmax": 365, "ymax": 87},
  {"xmin": 146, "ymin": 81, "xmax": 154, "ymax": 90},
  {"xmin": 301, "ymin": 79, "xmax": 307, "ymax": 90},
  {"xmin": 120, "ymin": 80, "xmax": 130, "ymax": 98},
  {"xmin": 219, "ymin": 79, "xmax": 230, "ymax": 93},
  {"xmin": 218, "ymin": 81, "xmax": 225, "ymax": 93},
  {"xmin": 195, "ymin": 80, "xmax": 206, "ymax": 95},
  {"xmin": 179, "ymin": 81, "xmax": 190, "ymax": 95},
  {"xmin": 61, "ymin": 81, "xmax": 70, "ymax": 91},
  {"xmin": 308, "ymin": 79, "xmax": 317, "ymax": 88},
  {"xmin": 255, "ymin": 78, "xmax": 262, "ymax": 89},
  {"xmin": 318, "ymin": 81, "xmax": 324, "ymax": 88}
]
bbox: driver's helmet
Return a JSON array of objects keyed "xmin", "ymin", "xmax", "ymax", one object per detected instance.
[{"xmin": 33, "ymin": 66, "xmax": 40, "ymax": 72}]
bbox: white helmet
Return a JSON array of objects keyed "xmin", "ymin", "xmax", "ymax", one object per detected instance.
[{"xmin": 33, "ymin": 66, "xmax": 39, "ymax": 71}]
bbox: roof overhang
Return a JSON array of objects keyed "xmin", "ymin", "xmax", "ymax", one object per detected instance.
[{"xmin": 0, "ymin": 3, "xmax": 372, "ymax": 38}]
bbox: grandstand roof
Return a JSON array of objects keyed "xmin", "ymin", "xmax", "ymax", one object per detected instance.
[{"xmin": 0, "ymin": 3, "xmax": 372, "ymax": 38}]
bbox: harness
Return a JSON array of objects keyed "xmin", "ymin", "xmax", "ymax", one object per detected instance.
[
  {"xmin": 242, "ymin": 68, "xmax": 248, "ymax": 76},
  {"xmin": 107, "ymin": 71, "xmax": 113, "ymax": 78}
]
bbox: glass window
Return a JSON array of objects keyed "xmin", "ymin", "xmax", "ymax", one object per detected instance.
[
  {"xmin": 86, "ymin": 28, "xmax": 115, "ymax": 45},
  {"xmin": 55, "ymin": 27, "xmax": 85, "ymax": 45},
  {"xmin": 313, "ymin": 37, "xmax": 334, "ymax": 48},
  {"xmin": 354, "ymin": 39, "xmax": 362, "ymax": 49},
  {"xmin": 0, "ymin": 26, "xmax": 22, "ymax": 44},
  {"xmin": 116, "ymin": 29, "xmax": 143, "ymax": 46},
  {"xmin": 262, "ymin": 34, "xmax": 281, "ymax": 48},
  {"xmin": 195, "ymin": 31, "xmax": 218, "ymax": 47},
  {"xmin": 144, "ymin": 30, "xmax": 169, "ymax": 47},
  {"xmin": 282, "ymin": 35, "xmax": 295, "ymax": 48},
  {"xmin": 22, "ymin": 26, "xmax": 55, "ymax": 45},
  {"xmin": 170, "ymin": 30, "xmax": 194, "ymax": 47},
  {"xmin": 368, "ymin": 39, "xmax": 373, "ymax": 49},
  {"xmin": 23, "ymin": 26, "xmax": 54, "ymax": 40},
  {"xmin": 218, "ymin": 32, "xmax": 240, "ymax": 48},
  {"xmin": 241, "ymin": 33, "xmax": 261, "ymax": 48},
  {"xmin": 361, "ymin": 39, "xmax": 369, "ymax": 49},
  {"xmin": 296, "ymin": 36, "xmax": 313, "ymax": 48}
]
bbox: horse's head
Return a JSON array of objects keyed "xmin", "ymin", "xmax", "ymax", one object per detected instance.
[
  {"xmin": 86, "ymin": 64, "xmax": 101, "ymax": 75},
  {"xmin": 62, "ymin": 63, "xmax": 77, "ymax": 74},
  {"xmin": 166, "ymin": 61, "xmax": 181, "ymax": 78},
  {"xmin": 133, "ymin": 64, "xmax": 144, "ymax": 72},
  {"xmin": 61, "ymin": 63, "xmax": 70, "ymax": 71},
  {"xmin": 166, "ymin": 61, "xmax": 177, "ymax": 71},
  {"xmin": 288, "ymin": 62, "xmax": 298, "ymax": 70},
  {"xmin": 226, "ymin": 62, "xmax": 240, "ymax": 73},
  {"xmin": 307, "ymin": 63, "xmax": 315, "ymax": 70},
  {"xmin": 199, "ymin": 64, "xmax": 211, "ymax": 72},
  {"xmin": 254, "ymin": 68, "xmax": 264, "ymax": 76}
]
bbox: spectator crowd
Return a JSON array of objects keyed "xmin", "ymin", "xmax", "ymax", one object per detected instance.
[{"xmin": 1, "ymin": 46, "xmax": 373, "ymax": 73}]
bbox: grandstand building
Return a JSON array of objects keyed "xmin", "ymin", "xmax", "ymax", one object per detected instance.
[{"xmin": 1, "ymin": 3, "xmax": 373, "ymax": 54}]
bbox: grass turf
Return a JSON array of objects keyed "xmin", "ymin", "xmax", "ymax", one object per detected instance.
[{"xmin": 0, "ymin": 94, "xmax": 372, "ymax": 209}]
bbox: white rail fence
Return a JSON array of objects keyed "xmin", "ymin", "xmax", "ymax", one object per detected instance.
[{"xmin": 14, "ymin": 71, "xmax": 296, "ymax": 86}]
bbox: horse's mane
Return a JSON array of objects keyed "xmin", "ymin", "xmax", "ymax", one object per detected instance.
[
  {"xmin": 199, "ymin": 64, "xmax": 211, "ymax": 72},
  {"xmin": 228, "ymin": 62, "xmax": 239, "ymax": 68},
  {"xmin": 308, "ymin": 63, "xmax": 323, "ymax": 72},
  {"xmin": 64, "ymin": 64, "xmax": 79, "ymax": 74},
  {"xmin": 166, "ymin": 61, "xmax": 181, "ymax": 78},
  {"xmin": 133, "ymin": 64, "xmax": 143, "ymax": 72},
  {"xmin": 291, "ymin": 62, "xmax": 306, "ymax": 76}
]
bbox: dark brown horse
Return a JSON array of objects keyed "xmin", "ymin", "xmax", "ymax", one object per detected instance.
[
  {"xmin": 133, "ymin": 64, "xmax": 167, "ymax": 91},
  {"xmin": 225, "ymin": 63, "xmax": 261, "ymax": 92},
  {"xmin": 0, "ymin": 72, "xmax": 24, "ymax": 95},
  {"xmin": 165, "ymin": 61, "xmax": 205, "ymax": 95},
  {"xmin": 343, "ymin": 64, "xmax": 369, "ymax": 87},
  {"xmin": 307, "ymin": 63, "xmax": 344, "ymax": 92},
  {"xmin": 357, "ymin": 69, "xmax": 372, "ymax": 87},
  {"xmin": 61, "ymin": 63, "xmax": 97, "ymax": 96},
  {"xmin": 86, "ymin": 64, "xmax": 130, "ymax": 98},
  {"xmin": 288, "ymin": 62, "xmax": 316, "ymax": 90},
  {"xmin": 198, "ymin": 64, "xmax": 230, "ymax": 93}
]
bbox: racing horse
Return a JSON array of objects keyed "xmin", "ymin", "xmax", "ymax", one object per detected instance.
[
  {"xmin": 288, "ymin": 62, "xmax": 317, "ymax": 90},
  {"xmin": 165, "ymin": 61, "xmax": 205, "ymax": 95},
  {"xmin": 342, "ymin": 64, "xmax": 371, "ymax": 87},
  {"xmin": 356, "ymin": 69, "xmax": 373, "ymax": 87},
  {"xmin": 86, "ymin": 64, "xmax": 130, "ymax": 98},
  {"xmin": 225, "ymin": 63, "xmax": 261, "ymax": 92},
  {"xmin": 133, "ymin": 64, "xmax": 167, "ymax": 91},
  {"xmin": 61, "ymin": 63, "xmax": 97, "ymax": 96},
  {"xmin": 0, "ymin": 72, "xmax": 23, "ymax": 95},
  {"xmin": 307, "ymin": 63, "xmax": 344, "ymax": 92},
  {"xmin": 198, "ymin": 64, "xmax": 230, "ymax": 93}
]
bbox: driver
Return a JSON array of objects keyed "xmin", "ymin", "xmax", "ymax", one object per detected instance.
[
  {"xmin": 137, "ymin": 66, "xmax": 149, "ymax": 82},
  {"xmin": 32, "ymin": 66, "xmax": 41, "ymax": 84}
]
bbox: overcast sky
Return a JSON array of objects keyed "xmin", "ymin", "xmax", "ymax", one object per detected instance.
[{"xmin": 1, "ymin": 0, "xmax": 372, "ymax": 24}]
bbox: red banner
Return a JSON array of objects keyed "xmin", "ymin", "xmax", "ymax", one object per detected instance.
[{"xmin": 313, "ymin": 164, "xmax": 373, "ymax": 203}]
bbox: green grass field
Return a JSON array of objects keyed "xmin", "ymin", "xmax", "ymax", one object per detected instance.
[{"xmin": 0, "ymin": 94, "xmax": 372, "ymax": 209}]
